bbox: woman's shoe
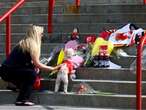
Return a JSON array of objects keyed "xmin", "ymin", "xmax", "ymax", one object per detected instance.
[{"xmin": 15, "ymin": 101, "xmax": 35, "ymax": 106}]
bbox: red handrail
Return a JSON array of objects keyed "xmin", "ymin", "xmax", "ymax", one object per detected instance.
[
  {"xmin": 144, "ymin": 0, "xmax": 146, "ymax": 4},
  {"xmin": 136, "ymin": 34, "xmax": 146, "ymax": 110},
  {"xmin": 48, "ymin": 0, "xmax": 55, "ymax": 33},
  {"xmin": 0, "ymin": 0, "xmax": 25, "ymax": 57},
  {"xmin": 48, "ymin": 0, "xmax": 80, "ymax": 33},
  {"xmin": 76, "ymin": 0, "xmax": 80, "ymax": 7}
]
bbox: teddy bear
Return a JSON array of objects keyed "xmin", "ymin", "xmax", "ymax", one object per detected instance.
[
  {"xmin": 54, "ymin": 48, "xmax": 76, "ymax": 93},
  {"xmin": 93, "ymin": 45, "xmax": 110, "ymax": 68}
]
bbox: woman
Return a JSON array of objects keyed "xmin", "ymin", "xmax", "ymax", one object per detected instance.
[{"xmin": 0, "ymin": 25, "xmax": 60, "ymax": 106}]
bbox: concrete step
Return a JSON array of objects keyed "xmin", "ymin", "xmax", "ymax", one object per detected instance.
[
  {"xmin": 0, "ymin": 105, "xmax": 107, "ymax": 110},
  {"xmin": 1, "ymin": 23, "xmax": 146, "ymax": 34},
  {"xmin": 0, "ymin": 1, "xmax": 49, "ymax": 8},
  {"xmin": 80, "ymin": 0, "xmax": 143, "ymax": 5},
  {"xmin": 71, "ymin": 79, "xmax": 146, "ymax": 95},
  {"xmin": 0, "ymin": 0, "xmax": 143, "ymax": 5},
  {"xmin": 0, "ymin": 42, "xmax": 138, "ymax": 64},
  {"xmin": 110, "ymin": 56, "xmax": 136, "ymax": 68},
  {"xmin": 0, "ymin": 33, "xmax": 141, "ymax": 55},
  {"xmin": 0, "ymin": 2, "xmax": 48, "ymax": 15},
  {"xmin": 0, "ymin": 37, "xmax": 137, "ymax": 57},
  {"xmin": 0, "ymin": 1, "xmax": 47, "ymax": 15},
  {"xmin": 0, "ymin": 43, "xmax": 64, "ymax": 63},
  {"xmin": 76, "ymin": 68, "xmax": 146, "ymax": 81},
  {"xmin": 1, "ymin": 5, "xmax": 146, "ymax": 15},
  {"xmin": 0, "ymin": 53, "xmax": 56, "ymax": 65},
  {"xmin": 0, "ymin": 54, "xmax": 137, "ymax": 69},
  {"xmin": 0, "ymin": 7, "xmax": 48, "ymax": 15},
  {"xmin": 0, "ymin": 43, "xmax": 64, "ymax": 53},
  {"xmin": 52, "ymin": 13, "xmax": 146, "ymax": 23},
  {"xmin": 0, "ymin": 1, "xmax": 64, "ymax": 8},
  {"xmin": 0, "ymin": 0, "xmax": 68, "ymax": 15},
  {"xmin": 40, "ymin": 78, "xmax": 146, "ymax": 95},
  {"xmin": 5, "ymin": 13, "xmax": 146, "ymax": 24},
  {"xmin": 0, "ymin": 33, "xmax": 98, "ymax": 43},
  {"xmin": 0, "ymin": 90, "xmax": 146, "ymax": 109},
  {"xmin": 0, "ymin": 54, "xmax": 6, "ymax": 63},
  {"xmin": 0, "ymin": 0, "xmax": 64, "ymax": 3},
  {"xmin": 39, "ymin": 66, "xmax": 145, "ymax": 81},
  {"xmin": 54, "ymin": 5, "xmax": 146, "ymax": 14},
  {"xmin": 0, "ymin": 0, "xmax": 48, "ymax": 2},
  {"xmin": 0, "ymin": 42, "xmax": 137, "ymax": 55}
]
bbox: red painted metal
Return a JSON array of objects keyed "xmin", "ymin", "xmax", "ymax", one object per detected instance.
[
  {"xmin": 76, "ymin": 0, "xmax": 80, "ymax": 7},
  {"xmin": 0, "ymin": 0, "xmax": 25, "ymax": 22},
  {"xmin": 144, "ymin": 0, "xmax": 146, "ymax": 4},
  {"xmin": 0, "ymin": 0, "xmax": 25, "ymax": 57},
  {"xmin": 6, "ymin": 15, "xmax": 11, "ymax": 57},
  {"xmin": 48, "ymin": 0, "xmax": 80, "ymax": 33},
  {"xmin": 48, "ymin": 0, "xmax": 55, "ymax": 33},
  {"xmin": 136, "ymin": 34, "xmax": 146, "ymax": 110}
]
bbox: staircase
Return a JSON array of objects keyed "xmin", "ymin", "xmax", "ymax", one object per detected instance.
[{"xmin": 0, "ymin": 0, "xmax": 146, "ymax": 109}]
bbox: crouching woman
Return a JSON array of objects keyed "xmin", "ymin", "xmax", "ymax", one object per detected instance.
[{"xmin": 0, "ymin": 25, "xmax": 60, "ymax": 106}]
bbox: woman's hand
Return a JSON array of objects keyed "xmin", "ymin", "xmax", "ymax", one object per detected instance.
[
  {"xmin": 54, "ymin": 64, "xmax": 62, "ymax": 70},
  {"xmin": 35, "ymin": 67, "xmax": 40, "ymax": 73}
]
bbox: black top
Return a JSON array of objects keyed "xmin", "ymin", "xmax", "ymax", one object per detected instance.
[{"xmin": 2, "ymin": 45, "xmax": 34, "ymax": 69}]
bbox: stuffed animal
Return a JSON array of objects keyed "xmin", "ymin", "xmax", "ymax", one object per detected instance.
[
  {"xmin": 54, "ymin": 48, "xmax": 84, "ymax": 93},
  {"xmin": 70, "ymin": 27, "xmax": 79, "ymax": 40},
  {"xmin": 54, "ymin": 48, "xmax": 75, "ymax": 93},
  {"xmin": 93, "ymin": 45, "xmax": 110, "ymax": 68},
  {"xmin": 98, "ymin": 45, "xmax": 110, "ymax": 67}
]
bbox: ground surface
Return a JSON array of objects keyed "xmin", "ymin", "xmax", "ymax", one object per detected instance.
[{"xmin": 0, "ymin": 105, "xmax": 122, "ymax": 110}]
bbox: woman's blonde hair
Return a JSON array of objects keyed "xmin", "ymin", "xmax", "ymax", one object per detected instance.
[{"xmin": 19, "ymin": 24, "xmax": 44, "ymax": 58}]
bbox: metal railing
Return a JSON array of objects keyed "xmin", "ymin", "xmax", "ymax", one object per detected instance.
[
  {"xmin": 144, "ymin": 0, "xmax": 146, "ymax": 4},
  {"xmin": 0, "ymin": 0, "xmax": 81, "ymax": 56},
  {"xmin": 0, "ymin": 0, "xmax": 25, "ymax": 57},
  {"xmin": 0, "ymin": 1, "xmax": 145, "ymax": 109},
  {"xmin": 48, "ymin": 0, "xmax": 80, "ymax": 33},
  {"xmin": 47, "ymin": 1, "xmax": 146, "ymax": 109},
  {"xmin": 48, "ymin": 0, "xmax": 55, "ymax": 33},
  {"xmin": 136, "ymin": 34, "xmax": 146, "ymax": 110}
]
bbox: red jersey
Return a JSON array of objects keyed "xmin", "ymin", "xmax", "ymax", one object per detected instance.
[{"xmin": 63, "ymin": 60, "xmax": 74, "ymax": 74}]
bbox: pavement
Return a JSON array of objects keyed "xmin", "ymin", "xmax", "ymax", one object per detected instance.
[{"xmin": 0, "ymin": 105, "xmax": 122, "ymax": 110}]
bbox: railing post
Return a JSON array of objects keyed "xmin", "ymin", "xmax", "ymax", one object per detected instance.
[
  {"xmin": 144, "ymin": 0, "xmax": 146, "ymax": 4},
  {"xmin": 75, "ymin": 0, "xmax": 80, "ymax": 7},
  {"xmin": 48, "ymin": 0, "xmax": 55, "ymax": 33},
  {"xmin": 6, "ymin": 15, "xmax": 11, "ymax": 58},
  {"xmin": 136, "ymin": 44, "xmax": 142, "ymax": 110},
  {"xmin": 136, "ymin": 34, "xmax": 146, "ymax": 110}
]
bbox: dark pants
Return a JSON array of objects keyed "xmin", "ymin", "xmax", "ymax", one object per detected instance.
[{"xmin": 0, "ymin": 65, "xmax": 37, "ymax": 102}]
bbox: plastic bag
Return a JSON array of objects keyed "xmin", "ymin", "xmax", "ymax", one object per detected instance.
[
  {"xmin": 130, "ymin": 48, "xmax": 146, "ymax": 72},
  {"xmin": 33, "ymin": 75, "xmax": 41, "ymax": 90}
]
